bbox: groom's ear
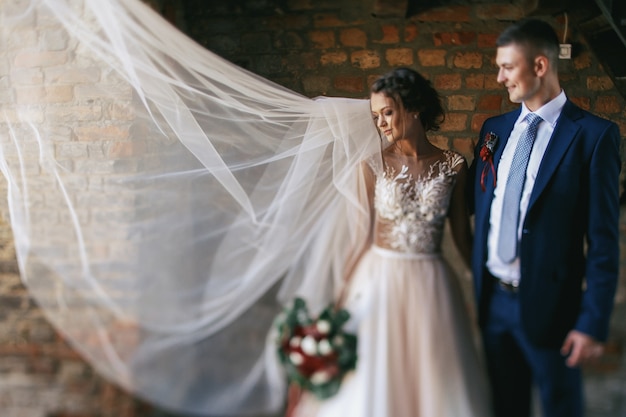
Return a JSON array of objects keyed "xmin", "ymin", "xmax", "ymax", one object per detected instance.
[{"xmin": 534, "ymin": 55, "xmax": 549, "ymax": 77}]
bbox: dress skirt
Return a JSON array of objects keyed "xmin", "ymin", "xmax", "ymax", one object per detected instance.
[{"xmin": 293, "ymin": 245, "xmax": 493, "ymax": 417}]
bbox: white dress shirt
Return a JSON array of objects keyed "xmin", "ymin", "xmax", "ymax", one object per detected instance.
[{"xmin": 487, "ymin": 91, "xmax": 567, "ymax": 283}]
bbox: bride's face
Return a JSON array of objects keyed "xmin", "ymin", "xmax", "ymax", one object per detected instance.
[{"xmin": 370, "ymin": 92, "xmax": 412, "ymax": 143}]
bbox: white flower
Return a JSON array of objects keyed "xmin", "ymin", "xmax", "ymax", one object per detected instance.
[
  {"xmin": 316, "ymin": 320, "xmax": 331, "ymax": 334},
  {"xmin": 310, "ymin": 370, "xmax": 332, "ymax": 385},
  {"xmin": 301, "ymin": 335, "xmax": 318, "ymax": 356},
  {"xmin": 289, "ymin": 352, "xmax": 304, "ymax": 366},
  {"xmin": 289, "ymin": 336, "xmax": 301, "ymax": 348},
  {"xmin": 318, "ymin": 339, "xmax": 333, "ymax": 355},
  {"xmin": 296, "ymin": 311, "xmax": 308, "ymax": 323}
]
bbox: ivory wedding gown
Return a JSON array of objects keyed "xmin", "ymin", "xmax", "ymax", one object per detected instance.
[{"xmin": 293, "ymin": 150, "xmax": 493, "ymax": 417}]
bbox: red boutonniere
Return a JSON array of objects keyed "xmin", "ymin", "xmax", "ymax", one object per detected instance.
[{"xmin": 480, "ymin": 131, "xmax": 498, "ymax": 191}]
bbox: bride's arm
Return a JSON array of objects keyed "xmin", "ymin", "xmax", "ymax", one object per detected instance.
[{"xmin": 336, "ymin": 161, "xmax": 376, "ymax": 307}]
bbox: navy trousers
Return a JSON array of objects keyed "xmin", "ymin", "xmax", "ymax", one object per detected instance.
[{"xmin": 482, "ymin": 281, "xmax": 583, "ymax": 417}]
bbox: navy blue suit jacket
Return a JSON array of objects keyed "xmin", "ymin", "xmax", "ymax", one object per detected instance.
[{"xmin": 469, "ymin": 100, "xmax": 621, "ymax": 348}]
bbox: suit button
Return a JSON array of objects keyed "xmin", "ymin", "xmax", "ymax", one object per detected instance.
[{"xmin": 522, "ymin": 229, "xmax": 530, "ymax": 234}]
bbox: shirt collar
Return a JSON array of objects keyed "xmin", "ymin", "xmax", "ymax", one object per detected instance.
[{"xmin": 518, "ymin": 90, "xmax": 567, "ymax": 127}]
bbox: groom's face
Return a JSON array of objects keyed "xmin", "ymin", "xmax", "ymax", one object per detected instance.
[{"xmin": 495, "ymin": 44, "xmax": 542, "ymax": 106}]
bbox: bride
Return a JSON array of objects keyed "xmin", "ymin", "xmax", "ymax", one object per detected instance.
[
  {"xmin": 1, "ymin": 1, "xmax": 490, "ymax": 415},
  {"xmin": 291, "ymin": 67, "xmax": 492, "ymax": 417}
]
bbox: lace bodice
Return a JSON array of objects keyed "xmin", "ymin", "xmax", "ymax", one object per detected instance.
[{"xmin": 373, "ymin": 150, "xmax": 464, "ymax": 254}]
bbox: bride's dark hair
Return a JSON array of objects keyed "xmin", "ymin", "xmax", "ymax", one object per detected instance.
[{"xmin": 370, "ymin": 67, "xmax": 445, "ymax": 132}]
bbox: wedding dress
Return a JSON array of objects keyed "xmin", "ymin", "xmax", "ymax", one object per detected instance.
[
  {"xmin": 0, "ymin": 0, "xmax": 490, "ymax": 415},
  {"xmin": 293, "ymin": 151, "xmax": 493, "ymax": 417}
]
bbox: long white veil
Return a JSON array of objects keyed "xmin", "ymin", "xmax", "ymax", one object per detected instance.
[{"xmin": 0, "ymin": 0, "xmax": 381, "ymax": 414}]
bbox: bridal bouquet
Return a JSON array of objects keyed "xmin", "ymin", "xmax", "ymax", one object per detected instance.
[{"xmin": 274, "ymin": 297, "xmax": 357, "ymax": 399}]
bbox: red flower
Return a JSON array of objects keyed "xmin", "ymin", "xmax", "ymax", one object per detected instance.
[
  {"xmin": 480, "ymin": 132, "xmax": 498, "ymax": 191},
  {"xmin": 275, "ymin": 298, "xmax": 357, "ymax": 399}
]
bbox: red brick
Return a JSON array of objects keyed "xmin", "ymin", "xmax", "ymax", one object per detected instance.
[
  {"xmin": 46, "ymin": 68, "xmax": 101, "ymax": 84},
  {"xmin": 453, "ymin": 137, "xmax": 477, "ymax": 159},
  {"xmin": 367, "ymin": 74, "xmax": 383, "ymax": 89},
  {"xmin": 385, "ymin": 48, "xmax": 414, "ymax": 66},
  {"xmin": 404, "ymin": 23, "xmax": 419, "ymax": 42},
  {"xmin": 107, "ymin": 102, "xmax": 136, "ymax": 120},
  {"xmin": 616, "ymin": 120, "xmax": 626, "ymax": 139},
  {"xmin": 434, "ymin": 73, "xmax": 462, "ymax": 90},
  {"xmin": 376, "ymin": 25, "xmax": 400, "ymax": 44},
  {"xmin": 14, "ymin": 51, "xmax": 68, "ymax": 67},
  {"xmin": 484, "ymin": 76, "xmax": 501, "ymax": 90},
  {"xmin": 475, "ymin": 4, "xmax": 524, "ymax": 20},
  {"xmin": 320, "ymin": 51, "xmax": 347, "ymax": 65},
  {"xmin": 595, "ymin": 96, "xmax": 622, "ymax": 114},
  {"xmin": 440, "ymin": 112, "xmax": 467, "ymax": 131},
  {"xmin": 0, "ymin": 343, "xmax": 42, "ymax": 356},
  {"xmin": 302, "ymin": 75, "xmax": 330, "ymax": 94},
  {"xmin": 471, "ymin": 113, "xmax": 493, "ymax": 132},
  {"xmin": 453, "ymin": 52, "xmax": 483, "ymax": 69},
  {"xmin": 465, "ymin": 74, "xmax": 485, "ymax": 89},
  {"xmin": 559, "ymin": 72, "xmax": 577, "ymax": 83},
  {"xmin": 570, "ymin": 96, "xmax": 591, "ymax": 110},
  {"xmin": 413, "ymin": 6, "xmax": 471, "ymax": 22},
  {"xmin": 10, "ymin": 68, "xmax": 43, "ymax": 85},
  {"xmin": 108, "ymin": 141, "xmax": 147, "ymax": 158},
  {"xmin": 351, "ymin": 50, "xmax": 380, "ymax": 69},
  {"xmin": 75, "ymin": 124, "xmax": 130, "ymax": 142},
  {"xmin": 300, "ymin": 52, "xmax": 318, "ymax": 70},
  {"xmin": 428, "ymin": 134, "xmax": 449, "ymax": 150},
  {"xmin": 502, "ymin": 99, "xmax": 520, "ymax": 112},
  {"xmin": 573, "ymin": 52, "xmax": 592, "ymax": 70},
  {"xmin": 313, "ymin": 13, "xmax": 345, "ymax": 28},
  {"xmin": 284, "ymin": 53, "xmax": 315, "ymax": 71},
  {"xmin": 15, "ymin": 85, "xmax": 73, "ymax": 104},
  {"xmin": 433, "ymin": 32, "xmax": 476, "ymax": 46},
  {"xmin": 417, "ymin": 49, "xmax": 446, "ymax": 67},
  {"xmin": 478, "ymin": 33, "xmax": 498, "ymax": 48},
  {"xmin": 309, "ymin": 30, "xmax": 335, "ymax": 49},
  {"xmin": 340, "ymin": 28, "xmax": 367, "ymax": 48},
  {"xmin": 587, "ymin": 76, "xmax": 614, "ymax": 91},
  {"xmin": 333, "ymin": 75, "xmax": 364, "ymax": 93},
  {"xmin": 47, "ymin": 105, "xmax": 102, "ymax": 121},
  {"xmin": 447, "ymin": 95, "xmax": 476, "ymax": 111},
  {"xmin": 477, "ymin": 94, "xmax": 502, "ymax": 111}
]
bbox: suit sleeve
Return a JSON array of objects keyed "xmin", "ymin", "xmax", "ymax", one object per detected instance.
[{"xmin": 574, "ymin": 122, "xmax": 621, "ymax": 341}]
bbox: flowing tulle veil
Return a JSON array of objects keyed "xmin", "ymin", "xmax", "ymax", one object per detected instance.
[{"xmin": 0, "ymin": 0, "xmax": 382, "ymax": 414}]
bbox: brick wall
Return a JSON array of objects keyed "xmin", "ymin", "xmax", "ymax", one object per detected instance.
[{"xmin": 1, "ymin": 0, "xmax": 625, "ymax": 416}]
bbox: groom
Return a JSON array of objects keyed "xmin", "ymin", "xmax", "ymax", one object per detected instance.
[{"xmin": 469, "ymin": 18, "xmax": 621, "ymax": 417}]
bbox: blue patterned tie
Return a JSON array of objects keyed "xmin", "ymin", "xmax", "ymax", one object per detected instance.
[{"xmin": 497, "ymin": 113, "xmax": 543, "ymax": 263}]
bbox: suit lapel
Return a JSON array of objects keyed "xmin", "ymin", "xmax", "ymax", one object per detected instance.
[
  {"xmin": 477, "ymin": 109, "xmax": 519, "ymax": 219},
  {"xmin": 527, "ymin": 101, "xmax": 582, "ymax": 210},
  {"xmin": 483, "ymin": 108, "xmax": 521, "ymax": 204}
]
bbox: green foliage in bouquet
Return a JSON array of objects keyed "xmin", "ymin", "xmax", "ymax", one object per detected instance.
[{"xmin": 274, "ymin": 297, "xmax": 358, "ymax": 399}]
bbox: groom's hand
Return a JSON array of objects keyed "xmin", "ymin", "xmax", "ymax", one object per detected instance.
[{"xmin": 560, "ymin": 330, "xmax": 605, "ymax": 367}]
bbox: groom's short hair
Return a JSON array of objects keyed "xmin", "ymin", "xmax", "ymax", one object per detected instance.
[{"xmin": 497, "ymin": 18, "xmax": 560, "ymax": 70}]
